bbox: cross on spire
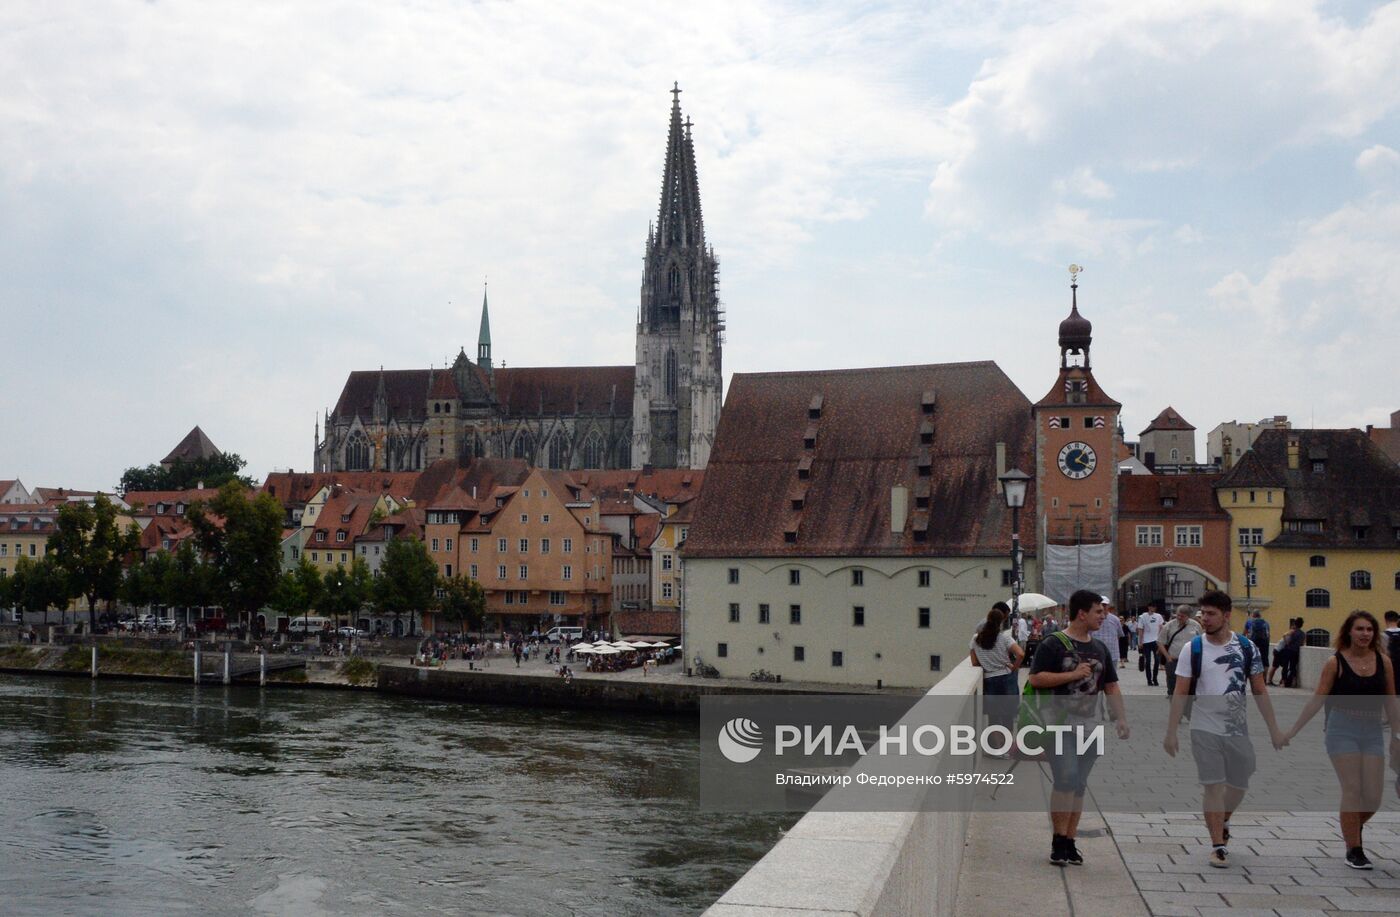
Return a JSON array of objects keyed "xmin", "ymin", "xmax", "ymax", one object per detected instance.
[{"xmin": 671, "ymin": 81, "xmax": 681, "ymax": 105}]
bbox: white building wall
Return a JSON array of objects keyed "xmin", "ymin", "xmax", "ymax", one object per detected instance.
[{"xmin": 684, "ymin": 555, "xmax": 1039, "ymax": 689}]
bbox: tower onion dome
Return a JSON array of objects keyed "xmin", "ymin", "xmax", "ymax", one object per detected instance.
[{"xmin": 1058, "ymin": 293, "xmax": 1092, "ymax": 352}]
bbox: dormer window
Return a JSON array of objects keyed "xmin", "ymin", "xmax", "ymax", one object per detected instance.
[
  {"xmin": 316, "ymin": 532, "xmax": 326, "ymax": 542},
  {"xmin": 808, "ymin": 394, "xmax": 823, "ymax": 420},
  {"xmin": 1312, "ymin": 461, "xmax": 1325, "ymax": 474},
  {"xmin": 156, "ymin": 503, "xmax": 166, "ymax": 514},
  {"xmin": 336, "ymin": 532, "xmax": 347, "ymax": 543},
  {"xmin": 1353, "ymin": 526, "xmax": 1369, "ymax": 540},
  {"xmin": 176, "ymin": 503, "xmax": 185, "ymax": 515},
  {"xmin": 341, "ymin": 513, "xmax": 352, "ymax": 523},
  {"xmin": 921, "ymin": 390, "xmax": 936, "ymax": 414}
]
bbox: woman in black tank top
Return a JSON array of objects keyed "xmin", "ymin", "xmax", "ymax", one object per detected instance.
[{"xmin": 1285, "ymin": 611, "xmax": 1400, "ymax": 870}]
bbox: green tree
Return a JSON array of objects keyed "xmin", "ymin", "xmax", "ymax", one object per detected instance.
[
  {"xmin": 272, "ymin": 557, "xmax": 325, "ymax": 633},
  {"xmin": 438, "ymin": 574, "xmax": 486, "ymax": 634},
  {"xmin": 166, "ymin": 540, "xmax": 216, "ymax": 616},
  {"xmin": 321, "ymin": 557, "xmax": 372, "ymax": 633},
  {"xmin": 5, "ymin": 556, "xmax": 71, "ymax": 628},
  {"xmin": 120, "ymin": 453, "xmax": 254, "ymax": 493},
  {"xmin": 119, "ymin": 552, "xmax": 173, "ymax": 613},
  {"xmin": 47, "ymin": 495, "xmax": 141, "ymax": 632},
  {"xmin": 375, "ymin": 536, "xmax": 436, "ymax": 637},
  {"xmin": 188, "ymin": 483, "xmax": 283, "ymax": 628}
]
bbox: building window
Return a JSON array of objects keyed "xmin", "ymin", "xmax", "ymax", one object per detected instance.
[
  {"xmin": 498, "ymin": 538, "xmax": 508, "ymax": 552},
  {"xmin": 519, "ymin": 538, "xmax": 529, "ymax": 553},
  {"xmin": 930, "ymin": 655, "xmax": 942, "ymax": 672},
  {"xmin": 1351, "ymin": 570, "xmax": 1372, "ymax": 590},
  {"xmin": 518, "ymin": 565, "xmax": 528, "ymax": 579},
  {"xmin": 852, "ymin": 606, "xmax": 865, "ymax": 627},
  {"xmin": 729, "ymin": 603, "xmax": 740, "ymax": 623},
  {"xmin": 851, "ymin": 569, "xmax": 864, "ymax": 586},
  {"xmin": 1000, "ymin": 569, "xmax": 1014, "ymax": 587},
  {"xmin": 562, "ymin": 564, "xmax": 572, "ymax": 580},
  {"xmin": 540, "ymin": 538, "xmax": 550, "ymax": 554},
  {"xmin": 662, "ymin": 582, "xmax": 673, "ymax": 599},
  {"xmin": 793, "ymin": 646, "xmax": 805, "ymax": 662},
  {"xmin": 504, "ymin": 591, "xmax": 515, "ymax": 605},
  {"xmin": 728, "ymin": 568, "xmax": 739, "ymax": 584},
  {"xmin": 717, "ymin": 643, "xmax": 728, "ymax": 659},
  {"xmin": 1312, "ymin": 461, "xmax": 1326, "ymax": 474},
  {"xmin": 431, "ymin": 538, "xmax": 440, "ymax": 551},
  {"xmin": 831, "ymin": 651, "xmax": 844, "ymax": 668},
  {"xmin": 470, "ymin": 564, "xmax": 478, "ymax": 579},
  {"xmin": 316, "ymin": 531, "xmax": 326, "ymax": 542},
  {"xmin": 1353, "ymin": 526, "xmax": 1370, "ymax": 541},
  {"xmin": 788, "ymin": 569, "xmax": 800, "ymax": 586},
  {"xmin": 542, "ymin": 514, "xmax": 550, "ymax": 524},
  {"xmin": 918, "ymin": 607, "xmax": 930, "ymax": 628},
  {"xmin": 445, "ymin": 564, "xmax": 453, "ymax": 578},
  {"xmin": 1394, "ymin": 571, "xmax": 1400, "ymax": 590},
  {"xmin": 1136, "ymin": 526, "xmax": 1163, "ymax": 547},
  {"xmin": 1238, "ymin": 528, "xmax": 1263, "ymax": 546},
  {"xmin": 662, "ymin": 554, "xmax": 673, "ymax": 571},
  {"xmin": 497, "ymin": 565, "xmax": 506, "ymax": 580},
  {"xmin": 550, "ymin": 591, "xmax": 565, "ymax": 606},
  {"xmin": 789, "ymin": 604, "xmax": 801, "ymax": 625},
  {"xmin": 1310, "ymin": 555, "xmax": 1326, "ymax": 567},
  {"xmin": 563, "ymin": 538, "xmax": 573, "ymax": 553},
  {"xmin": 446, "ymin": 538, "xmax": 453, "ymax": 552},
  {"xmin": 758, "ymin": 603, "xmax": 770, "ymax": 624},
  {"xmin": 1288, "ymin": 574, "xmax": 1296, "ymax": 587},
  {"xmin": 918, "ymin": 570, "xmax": 931, "ymax": 588},
  {"xmin": 1170, "ymin": 448, "xmax": 1179, "ymax": 461},
  {"xmin": 1305, "ymin": 588, "xmax": 1330, "ymax": 608},
  {"xmin": 1175, "ymin": 525, "xmax": 1203, "ymax": 548},
  {"xmin": 470, "ymin": 538, "xmax": 479, "ymax": 553}
]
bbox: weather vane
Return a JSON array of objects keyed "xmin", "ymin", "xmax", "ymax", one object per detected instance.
[{"xmin": 1069, "ymin": 263, "xmax": 1083, "ymax": 285}]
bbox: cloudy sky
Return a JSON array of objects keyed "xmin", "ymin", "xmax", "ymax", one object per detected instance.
[{"xmin": 3, "ymin": 0, "xmax": 1398, "ymax": 489}]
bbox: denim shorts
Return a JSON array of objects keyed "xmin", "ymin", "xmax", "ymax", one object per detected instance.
[
  {"xmin": 1048, "ymin": 741, "xmax": 1100, "ymax": 796},
  {"xmin": 1325, "ymin": 712, "xmax": 1385, "ymax": 758}
]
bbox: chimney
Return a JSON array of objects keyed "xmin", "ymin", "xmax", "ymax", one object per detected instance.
[
  {"xmin": 1287, "ymin": 436, "xmax": 1300, "ymax": 470},
  {"xmin": 890, "ymin": 484, "xmax": 909, "ymax": 534},
  {"xmin": 995, "ymin": 442, "xmax": 1007, "ymax": 492}
]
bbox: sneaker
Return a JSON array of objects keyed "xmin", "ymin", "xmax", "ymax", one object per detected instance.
[
  {"xmin": 1209, "ymin": 846, "xmax": 1229, "ymax": 868},
  {"xmin": 1049, "ymin": 837, "xmax": 1069, "ymax": 867},
  {"xmin": 1346, "ymin": 847, "xmax": 1373, "ymax": 870},
  {"xmin": 1064, "ymin": 839, "xmax": 1084, "ymax": 866}
]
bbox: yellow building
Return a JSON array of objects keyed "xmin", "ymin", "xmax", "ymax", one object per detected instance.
[
  {"xmin": 649, "ymin": 500, "xmax": 693, "ymax": 613},
  {"xmin": 0, "ymin": 504, "xmax": 58, "ymax": 580},
  {"xmin": 1217, "ymin": 429, "xmax": 1400, "ymax": 643}
]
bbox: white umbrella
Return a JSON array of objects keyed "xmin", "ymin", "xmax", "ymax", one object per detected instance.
[
  {"xmin": 571, "ymin": 642, "xmax": 595, "ymax": 651},
  {"xmin": 593, "ymin": 646, "xmax": 620, "ymax": 655},
  {"xmin": 648, "ymin": 642, "xmax": 671, "ymax": 648},
  {"xmin": 1011, "ymin": 593, "xmax": 1058, "ymax": 612},
  {"xmin": 573, "ymin": 646, "xmax": 597, "ymax": 654},
  {"xmin": 611, "ymin": 641, "xmax": 635, "ymax": 649},
  {"xmin": 627, "ymin": 641, "xmax": 653, "ymax": 648}
]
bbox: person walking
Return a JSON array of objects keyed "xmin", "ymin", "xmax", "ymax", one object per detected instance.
[
  {"xmin": 1159, "ymin": 605, "xmax": 1202, "ymax": 698},
  {"xmin": 1139, "ymin": 602, "xmax": 1165, "ymax": 686},
  {"xmin": 1163, "ymin": 590, "xmax": 1286, "ymax": 868},
  {"xmin": 970, "ymin": 603, "xmax": 1025, "ymax": 749},
  {"xmin": 1284, "ymin": 611, "xmax": 1400, "ymax": 869},
  {"xmin": 1248, "ymin": 610, "xmax": 1271, "ymax": 674},
  {"xmin": 1277, "ymin": 618, "xmax": 1306, "ymax": 688},
  {"xmin": 1092, "ymin": 602, "xmax": 1126, "ymax": 667},
  {"xmin": 1029, "ymin": 589, "xmax": 1130, "ymax": 867}
]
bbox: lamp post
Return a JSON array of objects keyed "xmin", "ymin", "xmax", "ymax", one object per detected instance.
[
  {"xmin": 1239, "ymin": 548, "xmax": 1257, "ymax": 613},
  {"xmin": 1165, "ymin": 569, "xmax": 1178, "ymax": 606},
  {"xmin": 999, "ymin": 469, "xmax": 1031, "ymax": 629}
]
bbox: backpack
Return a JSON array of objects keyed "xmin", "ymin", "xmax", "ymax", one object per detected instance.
[
  {"xmin": 1388, "ymin": 630, "xmax": 1400, "ymax": 680},
  {"xmin": 1015, "ymin": 631, "xmax": 1076, "ymax": 758},
  {"xmin": 1186, "ymin": 633, "xmax": 1255, "ymax": 697}
]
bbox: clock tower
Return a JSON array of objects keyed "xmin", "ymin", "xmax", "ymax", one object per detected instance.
[{"xmin": 1032, "ymin": 268, "xmax": 1122, "ymax": 602}]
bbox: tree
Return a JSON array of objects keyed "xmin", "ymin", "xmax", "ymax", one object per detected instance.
[
  {"xmin": 120, "ymin": 453, "xmax": 254, "ymax": 493},
  {"xmin": 47, "ymin": 495, "xmax": 141, "ymax": 632},
  {"xmin": 321, "ymin": 557, "xmax": 372, "ymax": 633},
  {"xmin": 438, "ymin": 574, "xmax": 486, "ymax": 634},
  {"xmin": 375, "ymin": 536, "xmax": 436, "ymax": 637},
  {"xmin": 5, "ymin": 556, "xmax": 70, "ymax": 628},
  {"xmin": 120, "ymin": 551, "xmax": 173, "ymax": 613},
  {"xmin": 188, "ymin": 483, "xmax": 283, "ymax": 628},
  {"xmin": 166, "ymin": 540, "xmax": 216, "ymax": 615},
  {"xmin": 272, "ymin": 558, "xmax": 324, "ymax": 633}
]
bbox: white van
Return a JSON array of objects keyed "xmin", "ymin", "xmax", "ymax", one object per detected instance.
[
  {"xmin": 544, "ymin": 626, "xmax": 584, "ymax": 644},
  {"xmin": 288, "ymin": 616, "xmax": 331, "ymax": 634}
]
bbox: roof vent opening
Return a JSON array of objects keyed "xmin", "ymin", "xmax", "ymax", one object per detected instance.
[
  {"xmin": 921, "ymin": 390, "xmax": 937, "ymax": 415},
  {"xmin": 808, "ymin": 394, "xmax": 823, "ymax": 420}
]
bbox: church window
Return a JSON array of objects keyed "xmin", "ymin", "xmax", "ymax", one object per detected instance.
[
  {"xmin": 434, "ymin": 403, "xmax": 441, "ymax": 414},
  {"xmin": 346, "ymin": 431, "xmax": 370, "ymax": 471},
  {"xmin": 665, "ymin": 350, "xmax": 678, "ymax": 401},
  {"xmin": 512, "ymin": 432, "xmax": 536, "ymax": 463},
  {"xmin": 582, "ymin": 433, "xmax": 605, "ymax": 469},
  {"xmin": 548, "ymin": 434, "xmax": 566, "ymax": 469},
  {"xmin": 668, "ymin": 264, "xmax": 681, "ymax": 297},
  {"xmin": 445, "ymin": 404, "xmax": 451, "ymax": 414}
]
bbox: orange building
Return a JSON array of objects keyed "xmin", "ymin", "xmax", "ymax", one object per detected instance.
[
  {"xmin": 1032, "ymin": 273, "xmax": 1123, "ymax": 602},
  {"xmin": 1116, "ymin": 474, "xmax": 1231, "ymax": 611}
]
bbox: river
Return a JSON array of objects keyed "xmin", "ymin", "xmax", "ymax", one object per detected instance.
[{"xmin": 0, "ymin": 675, "xmax": 793, "ymax": 916}]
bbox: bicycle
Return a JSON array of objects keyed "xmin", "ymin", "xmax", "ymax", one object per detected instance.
[
  {"xmin": 750, "ymin": 669, "xmax": 779, "ymax": 683},
  {"xmin": 692, "ymin": 655, "xmax": 720, "ymax": 679}
]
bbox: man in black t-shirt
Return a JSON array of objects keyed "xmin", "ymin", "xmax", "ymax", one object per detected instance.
[{"xmin": 1029, "ymin": 589, "xmax": 1131, "ymax": 867}]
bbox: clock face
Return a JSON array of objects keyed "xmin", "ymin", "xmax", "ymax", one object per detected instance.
[{"xmin": 1058, "ymin": 441, "xmax": 1098, "ymax": 480}]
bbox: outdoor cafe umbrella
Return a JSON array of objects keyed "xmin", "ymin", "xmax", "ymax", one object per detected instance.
[
  {"xmin": 648, "ymin": 642, "xmax": 670, "ymax": 648},
  {"xmin": 592, "ymin": 646, "xmax": 621, "ymax": 655},
  {"xmin": 627, "ymin": 641, "xmax": 653, "ymax": 649},
  {"xmin": 1010, "ymin": 592, "xmax": 1057, "ymax": 613},
  {"xmin": 572, "ymin": 645, "xmax": 597, "ymax": 654}
]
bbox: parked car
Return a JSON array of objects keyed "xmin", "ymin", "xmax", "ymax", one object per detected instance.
[
  {"xmin": 135, "ymin": 614, "xmax": 156, "ymax": 630},
  {"xmin": 155, "ymin": 618, "xmax": 177, "ymax": 633},
  {"xmin": 543, "ymin": 626, "xmax": 584, "ymax": 644},
  {"xmin": 337, "ymin": 626, "xmax": 365, "ymax": 637}
]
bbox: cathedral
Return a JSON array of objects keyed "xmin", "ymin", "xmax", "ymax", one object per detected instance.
[{"xmin": 315, "ymin": 86, "xmax": 724, "ymax": 474}]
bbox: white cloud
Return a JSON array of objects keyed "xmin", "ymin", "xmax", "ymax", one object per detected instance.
[{"xmin": 1356, "ymin": 143, "xmax": 1400, "ymax": 181}]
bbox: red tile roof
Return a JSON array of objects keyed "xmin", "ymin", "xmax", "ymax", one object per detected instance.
[
  {"xmin": 1140, "ymin": 406, "xmax": 1196, "ymax": 435},
  {"xmin": 123, "ymin": 488, "xmax": 224, "ymax": 515},
  {"xmin": 574, "ymin": 468, "xmax": 704, "ymax": 504},
  {"xmin": 685, "ymin": 362, "xmax": 1035, "ymax": 558},
  {"xmin": 427, "ymin": 369, "xmax": 461, "ymax": 399},
  {"xmin": 261, "ymin": 471, "xmax": 422, "ymax": 506},
  {"xmin": 1034, "ymin": 367, "xmax": 1120, "ymax": 409},
  {"xmin": 1119, "ymin": 474, "xmax": 1226, "ymax": 517}
]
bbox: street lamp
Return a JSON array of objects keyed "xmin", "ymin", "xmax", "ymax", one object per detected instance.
[
  {"xmin": 999, "ymin": 468, "xmax": 1031, "ymax": 628},
  {"xmin": 1166, "ymin": 569, "xmax": 1178, "ymax": 604},
  {"xmin": 1239, "ymin": 548, "xmax": 1257, "ymax": 613}
]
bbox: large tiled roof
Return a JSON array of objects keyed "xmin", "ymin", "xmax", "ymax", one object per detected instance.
[
  {"xmin": 1218, "ymin": 429, "xmax": 1400, "ymax": 549},
  {"xmin": 332, "ymin": 370, "xmax": 432, "ymax": 422},
  {"xmin": 493, "ymin": 366, "xmax": 633, "ymax": 416},
  {"xmin": 684, "ymin": 361, "xmax": 1035, "ymax": 558},
  {"xmin": 0, "ymin": 504, "xmax": 58, "ymax": 536},
  {"xmin": 161, "ymin": 426, "xmax": 220, "ymax": 465},
  {"xmin": 123, "ymin": 488, "xmax": 224, "ymax": 515},
  {"xmin": 424, "ymin": 459, "xmax": 532, "ymax": 512},
  {"xmin": 261, "ymin": 471, "xmax": 423, "ymax": 506},
  {"xmin": 574, "ymin": 468, "xmax": 703, "ymax": 504},
  {"xmin": 1141, "ymin": 406, "xmax": 1195, "ymax": 435},
  {"xmin": 1119, "ymin": 474, "xmax": 1226, "ymax": 517}
]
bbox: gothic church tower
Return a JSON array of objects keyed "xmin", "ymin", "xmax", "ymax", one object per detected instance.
[{"xmin": 632, "ymin": 84, "xmax": 723, "ymax": 469}]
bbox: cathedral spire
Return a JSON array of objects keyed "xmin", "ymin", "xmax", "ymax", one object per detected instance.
[
  {"xmin": 654, "ymin": 82, "xmax": 705, "ymax": 255},
  {"xmin": 477, "ymin": 282, "xmax": 493, "ymax": 370}
]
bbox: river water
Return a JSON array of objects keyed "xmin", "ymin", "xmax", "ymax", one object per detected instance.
[{"xmin": 0, "ymin": 675, "xmax": 793, "ymax": 916}]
